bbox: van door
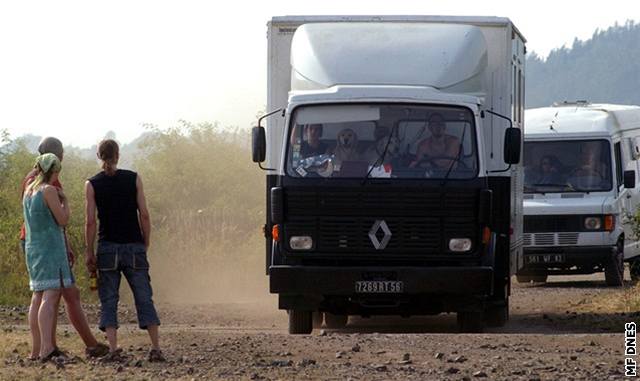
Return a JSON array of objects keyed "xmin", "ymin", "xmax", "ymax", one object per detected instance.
[{"xmin": 619, "ymin": 139, "xmax": 640, "ymax": 258}]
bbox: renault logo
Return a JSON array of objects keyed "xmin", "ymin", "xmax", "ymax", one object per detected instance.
[{"xmin": 369, "ymin": 220, "xmax": 392, "ymax": 250}]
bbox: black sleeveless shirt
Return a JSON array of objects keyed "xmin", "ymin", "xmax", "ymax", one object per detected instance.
[{"xmin": 89, "ymin": 169, "xmax": 144, "ymax": 244}]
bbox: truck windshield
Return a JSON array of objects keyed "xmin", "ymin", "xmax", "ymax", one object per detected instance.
[
  {"xmin": 286, "ymin": 104, "xmax": 478, "ymax": 179},
  {"xmin": 524, "ymin": 140, "xmax": 612, "ymax": 193}
]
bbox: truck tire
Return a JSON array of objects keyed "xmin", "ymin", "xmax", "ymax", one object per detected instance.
[
  {"xmin": 484, "ymin": 299, "xmax": 509, "ymax": 327},
  {"xmin": 605, "ymin": 245, "xmax": 624, "ymax": 287},
  {"xmin": 312, "ymin": 312, "xmax": 324, "ymax": 328},
  {"xmin": 457, "ymin": 311, "xmax": 484, "ymax": 333},
  {"xmin": 288, "ymin": 310, "xmax": 312, "ymax": 334},
  {"xmin": 324, "ymin": 313, "xmax": 348, "ymax": 329},
  {"xmin": 516, "ymin": 275, "xmax": 546, "ymax": 283}
]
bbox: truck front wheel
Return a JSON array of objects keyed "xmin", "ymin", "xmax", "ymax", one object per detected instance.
[
  {"xmin": 484, "ymin": 299, "xmax": 509, "ymax": 327},
  {"xmin": 457, "ymin": 311, "xmax": 484, "ymax": 333},
  {"xmin": 288, "ymin": 310, "xmax": 312, "ymax": 334}
]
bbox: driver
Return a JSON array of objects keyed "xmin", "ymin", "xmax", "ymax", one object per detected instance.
[
  {"xmin": 574, "ymin": 143, "xmax": 604, "ymax": 177},
  {"xmin": 409, "ymin": 113, "xmax": 461, "ymax": 169},
  {"xmin": 568, "ymin": 142, "xmax": 606, "ymax": 189}
]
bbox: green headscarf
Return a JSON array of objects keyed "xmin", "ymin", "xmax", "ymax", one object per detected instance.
[{"xmin": 28, "ymin": 153, "xmax": 62, "ymax": 192}]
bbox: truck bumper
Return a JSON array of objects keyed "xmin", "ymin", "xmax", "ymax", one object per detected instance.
[
  {"xmin": 521, "ymin": 245, "xmax": 616, "ymax": 274},
  {"xmin": 270, "ymin": 265, "xmax": 494, "ymax": 313},
  {"xmin": 270, "ymin": 265, "xmax": 493, "ymax": 295}
]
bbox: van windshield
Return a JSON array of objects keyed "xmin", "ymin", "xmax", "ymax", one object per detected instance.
[
  {"xmin": 286, "ymin": 104, "xmax": 478, "ymax": 179},
  {"xmin": 524, "ymin": 140, "xmax": 612, "ymax": 193}
]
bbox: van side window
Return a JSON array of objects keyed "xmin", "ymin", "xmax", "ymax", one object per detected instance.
[{"xmin": 614, "ymin": 142, "xmax": 623, "ymax": 187}]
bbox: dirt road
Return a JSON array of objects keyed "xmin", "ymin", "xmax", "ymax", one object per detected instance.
[{"xmin": 0, "ymin": 273, "xmax": 635, "ymax": 380}]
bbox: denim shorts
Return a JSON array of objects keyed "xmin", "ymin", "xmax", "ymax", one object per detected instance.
[{"xmin": 96, "ymin": 241, "xmax": 160, "ymax": 331}]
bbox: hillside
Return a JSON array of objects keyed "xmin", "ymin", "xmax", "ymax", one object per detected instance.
[{"xmin": 526, "ymin": 21, "xmax": 640, "ymax": 108}]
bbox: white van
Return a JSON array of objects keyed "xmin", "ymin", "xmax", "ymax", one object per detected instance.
[{"xmin": 521, "ymin": 102, "xmax": 640, "ymax": 286}]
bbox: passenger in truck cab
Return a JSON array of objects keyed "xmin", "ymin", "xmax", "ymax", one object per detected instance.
[
  {"xmin": 300, "ymin": 124, "xmax": 328, "ymax": 158},
  {"xmin": 289, "ymin": 124, "xmax": 328, "ymax": 159},
  {"xmin": 409, "ymin": 113, "xmax": 461, "ymax": 169}
]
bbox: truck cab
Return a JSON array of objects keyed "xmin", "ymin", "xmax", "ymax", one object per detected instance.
[
  {"xmin": 521, "ymin": 102, "xmax": 640, "ymax": 285},
  {"xmin": 254, "ymin": 17, "xmax": 526, "ymax": 333}
]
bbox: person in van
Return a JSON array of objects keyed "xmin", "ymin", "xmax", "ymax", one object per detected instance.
[
  {"xmin": 528, "ymin": 155, "xmax": 562, "ymax": 185},
  {"xmin": 568, "ymin": 142, "xmax": 608, "ymax": 189}
]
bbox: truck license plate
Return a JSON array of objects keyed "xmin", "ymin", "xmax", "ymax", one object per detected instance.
[
  {"xmin": 355, "ymin": 281, "xmax": 403, "ymax": 293},
  {"xmin": 527, "ymin": 254, "xmax": 565, "ymax": 264}
]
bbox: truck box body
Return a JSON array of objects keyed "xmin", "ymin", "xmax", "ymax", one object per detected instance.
[{"xmin": 260, "ymin": 16, "xmax": 526, "ymax": 333}]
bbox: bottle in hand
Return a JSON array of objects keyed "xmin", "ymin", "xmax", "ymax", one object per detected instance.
[{"xmin": 89, "ymin": 271, "xmax": 98, "ymax": 291}]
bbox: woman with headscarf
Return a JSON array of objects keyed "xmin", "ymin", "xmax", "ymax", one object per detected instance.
[{"xmin": 23, "ymin": 153, "xmax": 72, "ymax": 361}]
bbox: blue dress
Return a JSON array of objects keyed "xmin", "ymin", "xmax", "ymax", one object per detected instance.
[{"xmin": 23, "ymin": 190, "xmax": 74, "ymax": 291}]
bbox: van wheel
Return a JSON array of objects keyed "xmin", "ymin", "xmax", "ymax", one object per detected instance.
[
  {"xmin": 457, "ymin": 311, "xmax": 484, "ymax": 333},
  {"xmin": 288, "ymin": 310, "xmax": 312, "ymax": 334},
  {"xmin": 605, "ymin": 246, "xmax": 624, "ymax": 287},
  {"xmin": 630, "ymin": 258, "xmax": 640, "ymax": 283},
  {"xmin": 485, "ymin": 299, "xmax": 509, "ymax": 327},
  {"xmin": 324, "ymin": 313, "xmax": 348, "ymax": 329}
]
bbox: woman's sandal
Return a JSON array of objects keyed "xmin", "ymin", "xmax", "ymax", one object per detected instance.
[{"xmin": 40, "ymin": 348, "xmax": 65, "ymax": 363}]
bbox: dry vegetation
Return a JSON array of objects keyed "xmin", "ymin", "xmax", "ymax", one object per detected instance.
[{"xmin": 0, "ymin": 122, "xmax": 267, "ymax": 306}]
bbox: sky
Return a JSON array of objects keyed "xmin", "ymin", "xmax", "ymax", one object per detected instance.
[{"xmin": 1, "ymin": 0, "xmax": 639, "ymax": 148}]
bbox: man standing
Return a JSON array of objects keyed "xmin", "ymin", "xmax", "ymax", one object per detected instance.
[{"xmin": 20, "ymin": 137, "xmax": 108, "ymax": 358}]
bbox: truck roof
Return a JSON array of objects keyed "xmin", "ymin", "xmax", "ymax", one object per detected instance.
[
  {"xmin": 290, "ymin": 22, "xmax": 488, "ymax": 93},
  {"xmin": 525, "ymin": 103, "xmax": 640, "ymax": 139},
  {"xmin": 270, "ymin": 15, "xmax": 526, "ymax": 42}
]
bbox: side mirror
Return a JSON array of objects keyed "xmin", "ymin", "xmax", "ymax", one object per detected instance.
[
  {"xmin": 252, "ymin": 127, "xmax": 266, "ymax": 163},
  {"xmin": 504, "ymin": 128, "xmax": 522, "ymax": 165},
  {"xmin": 624, "ymin": 170, "xmax": 636, "ymax": 189}
]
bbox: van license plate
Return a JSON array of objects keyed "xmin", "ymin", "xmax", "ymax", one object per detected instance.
[
  {"xmin": 527, "ymin": 254, "xmax": 565, "ymax": 264},
  {"xmin": 355, "ymin": 281, "xmax": 403, "ymax": 293}
]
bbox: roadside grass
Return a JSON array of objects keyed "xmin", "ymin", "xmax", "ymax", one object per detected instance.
[{"xmin": 577, "ymin": 282, "xmax": 640, "ymax": 314}]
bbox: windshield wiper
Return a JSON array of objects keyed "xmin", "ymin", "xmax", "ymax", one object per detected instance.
[
  {"xmin": 440, "ymin": 122, "xmax": 468, "ymax": 187},
  {"xmin": 361, "ymin": 125, "xmax": 397, "ymax": 186}
]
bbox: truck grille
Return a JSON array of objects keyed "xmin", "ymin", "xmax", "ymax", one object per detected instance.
[
  {"xmin": 284, "ymin": 188, "xmax": 478, "ymax": 255},
  {"xmin": 523, "ymin": 232, "xmax": 579, "ymax": 247},
  {"xmin": 524, "ymin": 215, "xmax": 583, "ymax": 233}
]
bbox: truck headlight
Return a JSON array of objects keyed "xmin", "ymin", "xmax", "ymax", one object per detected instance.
[
  {"xmin": 449, "ymin": 238, "xmax": 472, "ymax": 252},
  {"xmin": 584, "ymin": 217, "xmax": 602, "ymax": 230},
  {"xmin": 290, "ymin": 236, "xmax": 313, "ymax": 250}
]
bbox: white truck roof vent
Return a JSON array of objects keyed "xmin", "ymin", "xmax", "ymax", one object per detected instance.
[{"xmin": 290, "ymin": 22, "xmax": 488, "ymax": 93}]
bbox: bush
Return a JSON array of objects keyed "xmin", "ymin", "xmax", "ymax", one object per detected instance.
[{"xmin": 0, "ymin": 123, "xmax": 265, "ymax": 305}]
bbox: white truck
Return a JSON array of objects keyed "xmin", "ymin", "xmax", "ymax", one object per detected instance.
[
  {"xmin": 521, "ymin": 102, "xmax": 640, "ymax": 286},
  {"xmin": 252, "ymin": 16, "xmax": 526, "ymax": 333}
]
